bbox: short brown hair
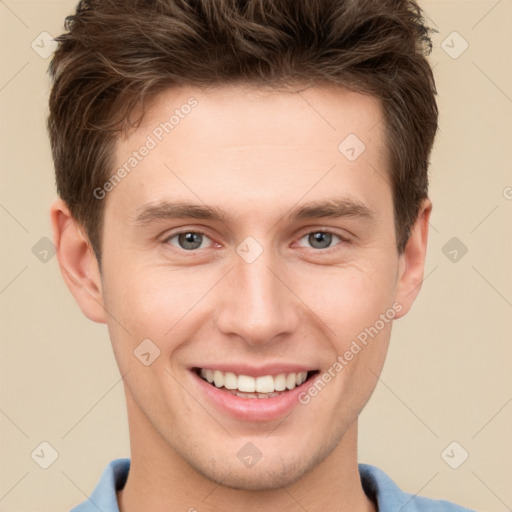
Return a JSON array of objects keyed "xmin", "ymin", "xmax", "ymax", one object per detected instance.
[{"xmin": 48, "ymin": 0, "xmax": 438, "ymax": 264}]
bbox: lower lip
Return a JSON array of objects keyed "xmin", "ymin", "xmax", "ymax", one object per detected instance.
[{"xmin": 190, "ymin": 370, "xmax": 313, "ymax": 422}]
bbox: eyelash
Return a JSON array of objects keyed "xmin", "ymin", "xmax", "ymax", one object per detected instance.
[{"xmin": 163, "ymin": 228, "xmax": 350, "ymax": 252}]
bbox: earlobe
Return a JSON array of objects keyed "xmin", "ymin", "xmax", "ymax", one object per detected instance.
[
  {"xmin": 50, "ymin": 198, "xmax": 107, "ymax": 323},
  {"xmin": 394, "ymin": 198, "xmax": 432, "ymax": 319}
]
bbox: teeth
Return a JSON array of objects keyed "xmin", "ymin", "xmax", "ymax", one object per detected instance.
[
  {"xmin": 199, "ymin": 368, "xmax": 309, "ymax": 395},
  {"xmin": 230, "ymin": 390, "xmax": 285, "ymax": 399},
  {"xmin": 286, "ymin": 373, "xmax": 296, "ymax": 390},
  {"xmin": 236, "ymin": 392, "xmax": 257, "ymax": 399},
  {"xmin": 238, "ymin": 374, "xmax": 256, "ymax": 392},
  {"xmin": 274, "ymin": 373, "xmax": 287, "ymax": 391},
  {"xmin": 213, "ymin": 370, "xmax": 224, "ymax": 388},
  {"xmin": 255, "ymin": 375, "xmax": 274, "ymax": 393},
  {"xmin": 224, "ymin": 372, "xmax": 238, "ymax": 390}
]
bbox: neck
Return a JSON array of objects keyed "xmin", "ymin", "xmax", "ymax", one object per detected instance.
[{"xmin": 117, "ymin": 392, "xmax": 376, "ymax": 512}]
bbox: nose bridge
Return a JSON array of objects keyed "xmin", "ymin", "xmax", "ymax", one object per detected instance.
[{"xmin": 215, "ymin": 241, "xmax": 299, "ymax": 345}]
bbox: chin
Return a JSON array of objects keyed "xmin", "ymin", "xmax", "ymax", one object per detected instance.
[
  {"xmin": 198, "ymin": 458, "xmax": 309, "ymax": 491},
  {"xmin": 183, "ymin": 434, "xmax": 339, "ymax": 491}
]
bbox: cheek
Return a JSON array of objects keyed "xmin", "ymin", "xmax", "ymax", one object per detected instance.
[
  {"xmin": 102, "ymin": 258, "xmax": 181, "ymax": 328},
  {"xmin": 101, "ymin": 264, "xmax": 214, "ymax": 364},
  {"xmin": 299, "ymin": 258, "xmax": 398, "ymax": 334}
]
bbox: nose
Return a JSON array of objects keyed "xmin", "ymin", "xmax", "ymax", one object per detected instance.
[{"xmin": 214, "ymin": 245, "xmax": 301, "ymax": 347}]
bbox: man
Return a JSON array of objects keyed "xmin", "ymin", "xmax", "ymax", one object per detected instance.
[{"xmin": 47, "ymin": 0, "xmax": 477, "ymax": 511}]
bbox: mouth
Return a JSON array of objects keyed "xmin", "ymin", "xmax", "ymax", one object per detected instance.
[{"xmin": 193, "ymin": 367, "xmax": 319, "ymax": 399}]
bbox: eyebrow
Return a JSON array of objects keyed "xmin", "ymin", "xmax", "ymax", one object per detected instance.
[{"xmin": 132, "ymin": 197, "xmax": 375, "ymax": 226}]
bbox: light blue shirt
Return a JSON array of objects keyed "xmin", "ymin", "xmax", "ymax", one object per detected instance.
[{"xmin": 70, "ymin": 458, "xmax": 477, "ymax": 511}]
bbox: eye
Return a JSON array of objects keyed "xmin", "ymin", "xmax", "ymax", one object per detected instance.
[
  {"xmin": 296, "ymin": 230, "xmax": 347, "ymax": 250},
  {"xmin": 165, "ymin": 230, "xmax": 213, "ymax": 251}
]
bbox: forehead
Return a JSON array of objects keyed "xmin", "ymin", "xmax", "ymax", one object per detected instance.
[
  {"xmin": 108, "ymin": 83, "xmax": 390, "ymax": 221},
  {"xmin": 138, "ymin": 82, "xmax": 385, "ymax": 146}
]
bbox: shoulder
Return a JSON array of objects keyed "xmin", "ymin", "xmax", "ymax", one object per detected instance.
[
  {"xmin": 70, "ymin": 458, "xmax": 130, "ymax": 512},
  {"xmin": 358, "ymin": 463, "xmax": 478, "ymax": 512}
]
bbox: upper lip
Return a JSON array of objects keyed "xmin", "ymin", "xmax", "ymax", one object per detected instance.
[{"xmin": 191, "ymin": 364, "xmax": 318, "ymax": 377}]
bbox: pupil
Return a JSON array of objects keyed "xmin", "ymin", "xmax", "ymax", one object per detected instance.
[
  {"xmin": 310, "ymin": 232, "xmax": 331, "ymax": 249},
  {"xmin": 179, "ymin": 232, "xmax": 202, "ymax": 250}
]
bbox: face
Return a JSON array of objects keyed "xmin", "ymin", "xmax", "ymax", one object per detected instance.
[{"xmin": 55, "ymin": 83, "xmax": 429, "ymax": 490}]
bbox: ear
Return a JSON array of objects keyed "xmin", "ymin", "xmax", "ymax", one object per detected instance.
[
  {"xmin": 50, "ymin": 198, "xmax": 107, "ymax": 323},
  {"xmin": 394, "ymin": 198, "xmax": 432, "ymax": 319}
]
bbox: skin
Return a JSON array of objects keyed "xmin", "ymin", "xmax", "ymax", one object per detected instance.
[{"xmin": 51, "ymin": 83, "xmax": 431, "ymax": 512}]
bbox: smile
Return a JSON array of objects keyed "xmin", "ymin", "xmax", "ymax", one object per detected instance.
[{"xmin": 195, "ymin": 367, "xmax": 317, "ymax": 399}]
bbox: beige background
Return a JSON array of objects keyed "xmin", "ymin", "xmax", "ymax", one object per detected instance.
[{"xmin": 1, "ymin": 1, "xmax": 511, "ymax": 511}]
